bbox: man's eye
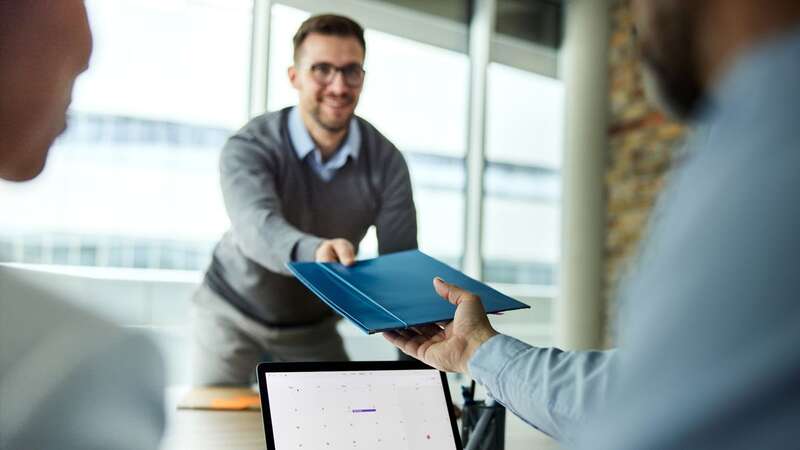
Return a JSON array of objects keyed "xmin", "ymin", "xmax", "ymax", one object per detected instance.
[
  {"xmin": 342, "ymin": 65, "xmax": 360, "ymax": 76},
  {"xmin": 314, "ymin": 64, "xmax": 333, "ymax": 74}
]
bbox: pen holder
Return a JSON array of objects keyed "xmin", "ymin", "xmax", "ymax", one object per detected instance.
[{"xmin": 461, "ymin": 400, "xmax": 505, "ymax": 450}]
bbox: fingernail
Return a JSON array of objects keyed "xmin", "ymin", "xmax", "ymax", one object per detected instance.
[{"xmin": 434, "ymin": 277, "xmax": 445, "ymax": 284}]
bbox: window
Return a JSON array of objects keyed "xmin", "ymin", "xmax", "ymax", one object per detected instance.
[
  {"xmin": 372, "ymin": 0, "xmax": 469, "ymax": 24},
  {"xmin": 495, "ymin": 0, "xmax": 562, "ymax": 48},
  {"xmin": 483, "ymin": 63, "xmax": 564, "ymax": 287},
  {"xmin": 0, "ymin": 0, "xmax": 254, "ymax": 271}
]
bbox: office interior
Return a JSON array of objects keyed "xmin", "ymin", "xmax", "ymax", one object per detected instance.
[{"xmin": 0, "ymin": 1, "xmax": 678, "ymax": 449}]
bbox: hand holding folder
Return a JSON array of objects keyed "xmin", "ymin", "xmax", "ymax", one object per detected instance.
[{"xmin": 287, "ymin": 250, "xmax": 529, "ymax": 334}]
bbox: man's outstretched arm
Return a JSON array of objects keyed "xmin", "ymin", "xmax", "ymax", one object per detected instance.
[{"xmin": 384, "ymin": 278, "xmax": 616, "ymax": 442}]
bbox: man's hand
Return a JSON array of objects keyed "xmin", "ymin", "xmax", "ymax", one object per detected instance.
[
  {"xmin": 315, "ymin": 238, "xmax": 356, "ymax": 266},
  {"xmin": 383, "ymin": 277, "xmax": 498, "ymax": 374}
]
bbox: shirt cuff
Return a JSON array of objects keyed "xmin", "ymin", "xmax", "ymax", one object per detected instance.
[
  {"xmin": 292, "ymin": 236, "xmax": 324, "ymax": 262},
  {"xmin": 468, "ymin": 334, "xmax": 532, "ymax": 391}
]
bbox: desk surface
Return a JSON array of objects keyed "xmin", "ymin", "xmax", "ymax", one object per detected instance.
[
  {"xmin": 161, "ymin": 387, "xmax": 559, "ymax": 450},
  {"xmin": 161, "ymin": 409, "xmax": 266, "ymax": 450},
  {"xmin": 161, "ymin": 387, "xmax": 264, "ymax": 450}
]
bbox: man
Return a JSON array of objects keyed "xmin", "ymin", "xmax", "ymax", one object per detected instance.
[
  {"xmin": 385, "ymin": 0, "xmax": 800, "ymax": 448},
  {"xmin": 0, "ymin": 1, "xmax": 165, "ymax": 449},
  {"xmin": 193, "ymin": 14, "xmax": 417, "ymax": 385}
]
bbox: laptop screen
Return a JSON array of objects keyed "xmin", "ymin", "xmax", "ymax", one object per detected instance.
[{"xmin": 258, "ymin": 361, "xmax": 461, "ymax": 450}]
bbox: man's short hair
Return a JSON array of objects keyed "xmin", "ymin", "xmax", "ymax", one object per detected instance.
[{"xmin": 292, "ymin": 14, "xmax": 366, "ymax": 62}]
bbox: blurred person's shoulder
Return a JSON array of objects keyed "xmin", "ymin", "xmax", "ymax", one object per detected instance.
[
  {"xmin": 0, "ymin": 266, "xmax": 148, "ymax": 369},
  {"xmin": 706, "ymin": 28, "xmax": 800, "ymax": 154},
  {"xmin": 0, "ymin": 266, "xmax": 165, "ymax": 449}
]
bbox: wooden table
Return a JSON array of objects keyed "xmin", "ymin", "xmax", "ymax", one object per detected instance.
[
  {"xmin": 161, "ymin": 408, "xmax": 266, "ymax": 450},
  {"xmin": 160, "ymin": 387, "xmax": 266, "ymax": 450}
]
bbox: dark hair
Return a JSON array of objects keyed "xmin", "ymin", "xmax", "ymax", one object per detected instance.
[{"xmin": 292, "ymin": 14, "xmax": 366, "ymax": 62}]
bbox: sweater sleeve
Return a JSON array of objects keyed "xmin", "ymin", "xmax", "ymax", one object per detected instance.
[
  {"xmin": 469, "ymin": 335, "xmax": 616, "ymax": 445},
  {"xmin": 219, "ymin": 133, "xmax": 323, "ymax": 275},
  {"xmin": 375, "ymin": 148, "xmax": 418, "ymax": 254}
]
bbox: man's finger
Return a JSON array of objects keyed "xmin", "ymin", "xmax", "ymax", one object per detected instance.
[
  {"xmin": 433, "ymin": 277, "xmax": 477, "ymax": 306},
  {"xmin": 405, "ymin": 332, "xmax": 434, "ymax": 358},
  {"xmin": 383, "ymin": 331, "xmax": 407, "ymax": 347},
  {"xmin": 412, "ymin": 325, "xmax": 443, "ymax": 339},
  {"xmin": 383, "ymin": 332, "xmax": 421, "ymax": 359},
  {"xmin": 396, "ymin": 333, "xmax": 422, "ymax": 357},
  {"xmin": 396, "ymin": 329, "xmax": 416, "ymax": 339},
  {"xmin": 333, "ymin": 240, "xmax": 355, "ymax": 266},
  {"xmin": 316, "ymin": 243, "xmax": 337, "ymax": 262}
]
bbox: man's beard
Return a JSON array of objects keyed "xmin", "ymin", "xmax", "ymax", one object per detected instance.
[
  {"xmin": 310, "ymin": 97, "xmax": 354, "ymax": 133},
  {"xmin": 641, "ymin": 51, "xmax": 704, "ymax": 121},
  {"xmin": 638, "ymin": 3, "xmax": 705, "ymax": 121}
]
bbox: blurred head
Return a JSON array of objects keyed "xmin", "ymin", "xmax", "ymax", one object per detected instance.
[
  {"xmin": 0, "ymin": 0, "xmax": 93, "ymax": 182},
  {"xmin": 288, "ymin": 15, "xmax": 366, "ymax": 133},
  {"xmin": 631, "ymin": 0, "xmax": 705, "ymax": 120}
]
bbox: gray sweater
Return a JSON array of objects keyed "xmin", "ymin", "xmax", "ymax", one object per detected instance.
[{"xmin": 205, "ymin": 108, "xmax": 417, "ymax": 326}]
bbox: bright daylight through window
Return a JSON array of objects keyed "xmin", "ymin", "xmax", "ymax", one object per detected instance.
[
  {"xmin": 0, "ymin": 0, "xmax": 563, "ymax": 302},
  {"xmin": 0, "ymin": 0, "xmax": 252, "ymax": 270}
]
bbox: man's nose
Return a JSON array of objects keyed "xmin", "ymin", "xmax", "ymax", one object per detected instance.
[{"xmin": 326, "ymin": 70, "xmax": 350, "ymax": 94}]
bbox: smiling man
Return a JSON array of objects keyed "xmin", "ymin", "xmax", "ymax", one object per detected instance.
[{"xmin": 192, "ymin": 15, "xmax": 418, "ymax": 385}]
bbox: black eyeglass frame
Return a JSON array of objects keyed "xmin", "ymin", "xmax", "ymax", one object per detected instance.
[{"xmin": 305, "ymin": 62, "xmax": 366, "ymax": 88}]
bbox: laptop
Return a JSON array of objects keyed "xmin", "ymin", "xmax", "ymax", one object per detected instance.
[{"xmin": 257, "ymin": 360, "xmax": 463, "ymax": 450}]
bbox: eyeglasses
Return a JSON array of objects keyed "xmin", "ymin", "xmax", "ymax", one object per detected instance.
[{"xmin": 307, "ymin": 62, "xmax": 365, "ymax": 88}]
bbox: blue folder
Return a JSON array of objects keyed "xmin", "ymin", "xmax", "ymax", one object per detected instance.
[{"xmin": 287, "ymin": 249, "xmax": 530, "ymax": 334}]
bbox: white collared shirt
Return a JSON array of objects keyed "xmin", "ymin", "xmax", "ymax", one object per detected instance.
[{"xmin": 287, "ymin": 106, "xmax": 361, "ymax": 181}]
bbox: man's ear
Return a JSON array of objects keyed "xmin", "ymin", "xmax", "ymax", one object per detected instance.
[{"xmin": 288, "ymin": 65, "xmax": 299, "ymax": 90}]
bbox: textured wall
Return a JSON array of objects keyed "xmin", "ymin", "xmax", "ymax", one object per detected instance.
[{"xmin": 603, "ymin": 1, "xmax": 686, "ymax": 341}]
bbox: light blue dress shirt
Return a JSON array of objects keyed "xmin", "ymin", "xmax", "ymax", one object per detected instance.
[
  {"xmin": 287, "ymin": 106, "xmax": 361, "ymax": 181},
  {"xmin": 469, "ymin": 26, "xmax": 800, "ymax": 449}
]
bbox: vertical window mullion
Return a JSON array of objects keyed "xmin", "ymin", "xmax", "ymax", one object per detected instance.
[
  {"xmin": 249, "ymin": 0, "xmax": 272, "ymax": 117},
  {"xmin": 463, "ymin": 0, "xmax": 496, "ymax": 280}
]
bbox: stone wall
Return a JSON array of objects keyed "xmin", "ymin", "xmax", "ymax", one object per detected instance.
[{"xmin": 603, "ymin": 0, "xmax": 686, "ymax": 341}]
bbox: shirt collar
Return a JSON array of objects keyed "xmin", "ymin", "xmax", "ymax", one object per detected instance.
[{"xmin": 287, "ymin": 106, "xmax": 361, "ymax": 163}]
